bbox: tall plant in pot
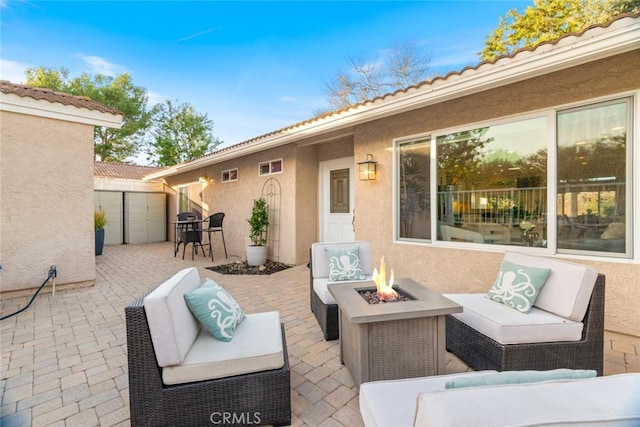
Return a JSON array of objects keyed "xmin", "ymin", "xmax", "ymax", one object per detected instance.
[
  {"xmin": 247, "ymin": 197, "xmax": 269, "ymax": 266},
  {"xmin": 95, "ymin": 211, "xmax": 108, "ymax": 256}
]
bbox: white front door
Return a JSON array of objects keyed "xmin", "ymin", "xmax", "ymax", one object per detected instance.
[{"xmin": 320, "ymin": 157, "xmax": 355, "ymax": 242}]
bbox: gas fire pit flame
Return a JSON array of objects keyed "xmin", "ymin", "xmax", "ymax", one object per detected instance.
[{"xmin": 372, "ymin": 257, "xmax": 398, "ymax": 301}]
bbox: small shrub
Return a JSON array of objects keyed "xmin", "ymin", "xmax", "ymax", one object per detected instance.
[{"xmin": 95, "ymin": 211, "xmax": 108, "ymax": 229}]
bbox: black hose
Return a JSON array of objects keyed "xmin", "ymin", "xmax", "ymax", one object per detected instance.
[{"xmin": 0, "ymin": 266, "xmax": 57, "ymax": 321}]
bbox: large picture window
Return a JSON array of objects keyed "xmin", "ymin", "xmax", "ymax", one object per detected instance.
[
  {"xmin": 436, "ymin": 117, "xmax": 548, "ymax": 247},
  {"xmin": 394, "ymin": 95, "xmax": 633, "ymax": 259},
  {"xmin": 556, "ymin": 98, "xmax": 630, "ymax": 255}
]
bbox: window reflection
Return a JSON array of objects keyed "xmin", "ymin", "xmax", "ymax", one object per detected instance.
[
  {"xmin": 436, "ymin": 117, "xmax": 548, "ymax": 247},
  {"xmin": 557, "ymin": 99, "xmax": 628, "ymax": 254},
  {"xmin": 398, "ymin": 139, "xmax": 431, "ymax": 240}
]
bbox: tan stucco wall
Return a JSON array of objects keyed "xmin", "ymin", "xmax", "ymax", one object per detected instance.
[
  {"xmin": 354, "ymin": 51, "xmax": 640, "ymax": 338},
  {"xmin": 1, "ymin": 111, "xmax": 97, "ymax": 292},
  {"xmin": 295, "ymin": 145, "xmax": 319, "ymax": 263},
  {"xmin": 167, "ymin": 145, "xmax": 301, "ymax": 264},
  {"xmin": 166, "ymin": 136, "xmax": 356, "ymax": 265}
]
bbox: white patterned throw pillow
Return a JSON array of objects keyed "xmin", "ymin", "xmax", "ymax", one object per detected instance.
[
  {"xmin": 184, "ymin": 278, "xmax": 246, "ymax": 341},
  {"xmin": 325, "ymin": 247, "xmax": 365, "ymax": 281},
  {"xmin": 486, "ymin": 260, "xmax": 551, "ymax": 313}
]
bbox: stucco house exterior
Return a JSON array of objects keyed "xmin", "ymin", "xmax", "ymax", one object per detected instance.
[
  {"xmin": 0, "ymin": 82, "xmax": 123, "ymax": 293},
  {"xmin": 146, "ymin": 14, "xmax": 640, "ymax": 341}
]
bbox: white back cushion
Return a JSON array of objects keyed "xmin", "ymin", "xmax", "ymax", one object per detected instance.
[
  {"xmin": 504, "ymin": 252, "xmax": 598, "ymax": 321},
  {"xmin": 311, "ymin": 241, "xmax": 372, "ymax": 278},
  {"xmin": 143, "ymin": 267, "xmax": 202, "ymax": 367}
]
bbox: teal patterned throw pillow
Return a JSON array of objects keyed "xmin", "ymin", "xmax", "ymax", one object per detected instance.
[
  {"xmin": 325, "ymin": 247, "xmax": 365, "ymax": 281},
  {"xmin": 184, "ymin": 278, "xmax": 246, "ymax": 341},
  {"xmin": 486, "ymin": 260, "xmax": 551, "ymax": 313}
]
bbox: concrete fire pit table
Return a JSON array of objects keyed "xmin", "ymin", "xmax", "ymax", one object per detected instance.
[{"xmin": 328, "ymin": 278, "xmax": 462, "ymax": 386}]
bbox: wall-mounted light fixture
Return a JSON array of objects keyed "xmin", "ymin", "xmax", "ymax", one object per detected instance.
[
  {"xmin": 358, "ymin": 154, "xmax": 378, "ymax": 181},
  {"xmin": 199, "ymin": 175, "xmax": 210, "ymax": 184}
]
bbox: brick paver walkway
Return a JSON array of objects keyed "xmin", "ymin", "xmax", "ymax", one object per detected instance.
[{"xmin": 1, "ymin": 242, "xmax": 638, "ymax": 426}]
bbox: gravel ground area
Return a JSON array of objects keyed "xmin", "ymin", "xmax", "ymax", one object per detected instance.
[{"xmin": 206, "ymin": 260, "xmax": 293, "ymax": 275}]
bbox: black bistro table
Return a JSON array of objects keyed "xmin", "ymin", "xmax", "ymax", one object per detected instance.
[{"xmin": 171, "ymin": 217, "xmax": 206, "ymax": 259}]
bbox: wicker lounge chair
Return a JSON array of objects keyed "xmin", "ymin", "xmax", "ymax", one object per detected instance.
[
  {"xmin": 125, "ymin": 282, "xmax": 291, "ymax": 427},
  {"xmin": 309, "ymin": 241, "xmax": 373, "ymax": 341},
  {"xmin": 446, "ymin": 274, "xmax": 605, "ymax": 375}
]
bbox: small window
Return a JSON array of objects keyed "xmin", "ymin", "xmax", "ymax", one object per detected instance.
[
  {"xmin": 221, "ymin": 168, "xmax": 238, "ymax": 183},
  {"xmin": 259, "ymin": 159, "xmax": 283, "ymax": 176}
]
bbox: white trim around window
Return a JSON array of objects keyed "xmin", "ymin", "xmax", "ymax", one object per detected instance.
[
  {"xmin": 259, "ymin": 159, "xmax": 283, "ymax": 176},
  {"xmin": 221, "ymin": 168, "xmax": 238, "ymax": 183},
  {"xmin": 393, "ymin": 92, "xmax": 636, "ymax": 261}
]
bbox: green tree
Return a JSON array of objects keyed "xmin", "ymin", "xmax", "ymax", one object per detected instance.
[
  {"xmin": 322, "ymin": 40, "xmax": 431, "ymax": 110},
  {"xmin": 481, "ymin": 0, "xmax": 640, "ymax": 61},
  {"xmin": 437, "ymin": 128, "xmax": 492, "ymax": 189},
  {"xmin": 147, "ymin": 100, "xmax": 220, "ymax": 166},
  {"xmin": 25, "ymin": 66, "xmax": 151, "ymax": 162}
]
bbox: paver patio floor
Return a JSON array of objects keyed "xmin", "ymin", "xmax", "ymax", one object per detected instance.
[{"xmin": 1, "ymin": 242, "xmax": 638, "ymax": 426}]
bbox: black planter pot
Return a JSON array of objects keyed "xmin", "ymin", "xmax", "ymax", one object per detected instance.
[{"xmin": 95, "ymin": 228, "xmax": 105, "ymax": 256}]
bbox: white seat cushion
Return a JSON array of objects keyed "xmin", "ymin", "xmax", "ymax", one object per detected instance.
[
  {"xmin": 313, "ymin": 276, "xmax": 373, "ymax": 305},
  {"xmin": 504, "ymin": 252, "xmax": 598, "ymax": 321},
  {"xmin": 414, "ymin": 373, "xmax": 640, "ymax": 426},
  {"xmin": 143, "ymin": 267, "xmax": 202, "ymax": 367},
  {"xmin": 444, "ymin": 293, "xmax": 583, "ymax": 344},
  {"xmin": 359, "ymin": 371, "xmax": 498, "ymax": 427},
  {"xmin": 161, "ymin": 311, "xmax": 284, "ymax": 385}
]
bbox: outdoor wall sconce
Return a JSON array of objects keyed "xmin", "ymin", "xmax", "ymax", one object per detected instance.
[
  {"xmin": 358, "ymin": 154, "xmax": 378, "ymax": 181},
  {"xmin": 199, "ymin": 175, "xmax": 210, "ymax": 184}
]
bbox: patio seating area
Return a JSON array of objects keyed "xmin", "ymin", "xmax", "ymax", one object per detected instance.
[{"xmin": 1, "ymin": 242, "xmax": 639, "ymax": 426}]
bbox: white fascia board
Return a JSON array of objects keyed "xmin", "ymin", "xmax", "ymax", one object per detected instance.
[
  {"xmin": 145, "ymin": 18, "xmax": 639, "ymax": 180},
  {"xmin": 0, "ymin": 94, "xmax": 124, "ymax": 128}
]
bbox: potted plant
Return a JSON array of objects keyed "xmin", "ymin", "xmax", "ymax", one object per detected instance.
[
  {"xmin": 246, "ymin": 197, "xmax": 269, "ymax": 266},
  {"xmin": 95, "ymin": 211, "xmax": 108, "ymax": 256}
]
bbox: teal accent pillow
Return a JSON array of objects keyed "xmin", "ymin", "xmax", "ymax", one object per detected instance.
[
  {"xmin": 325, "ymin": 247, "xmax": 365, "ymax": 281},
  {"xmin": 486, "ymin": 260, "xmax": 551, "ymax": 313},
  {"xmin": 445, "ymin": 369, "xmax": 597, "ymax": 389},
  {"xmin": 184, "ymin": 278, "xmax": 246, "ymax": 341}
]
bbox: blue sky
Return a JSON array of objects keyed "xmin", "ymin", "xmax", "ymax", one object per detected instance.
[{"xmin": 1, "ymin": 1, "xmax": 528, "ymax": 161}]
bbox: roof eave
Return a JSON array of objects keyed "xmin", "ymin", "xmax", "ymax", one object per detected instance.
[
  {"xmin": 144, "ymin": 16, "xmax": 639, "ymax": 181},
  {"xmin": 0, "ymin": 93, "xmax": 124, "ymax": 128}
]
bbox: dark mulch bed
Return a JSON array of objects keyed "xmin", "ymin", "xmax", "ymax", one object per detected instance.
[{"xmin": 206, "ymin": 260, "xmax": 293, "ymax": 275}]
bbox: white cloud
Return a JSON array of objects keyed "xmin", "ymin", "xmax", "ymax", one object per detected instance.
[
  {"xmin": 146, "ymin": 90, "xmax": 168, "ymax": 106},
  {"xmin": 0, "ymin": 58, "xmax": 32, "ymax": 83},
  {"xmin": 75, "ymin": 54, "xmax": 127, "ymax": 76}
]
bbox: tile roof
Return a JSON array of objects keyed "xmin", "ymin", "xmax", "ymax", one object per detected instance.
[
  {"xmin": 0, "ymin": 80, "xmax": 122, "ymax": 116},
  {"xmin": 94, "ymin": 161, "xmax": 165, "ymax": 181}
]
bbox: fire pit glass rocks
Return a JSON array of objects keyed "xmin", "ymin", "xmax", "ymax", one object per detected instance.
[
  {"xmin": 359, "ymin": 257, "xmax": 413, "ymax": 304},
  {"xmin": 359, "ymin": 289, "xmax": 413, "ymax": 304}
]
